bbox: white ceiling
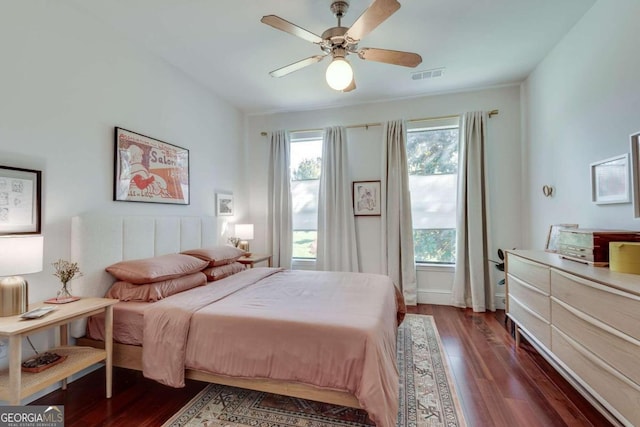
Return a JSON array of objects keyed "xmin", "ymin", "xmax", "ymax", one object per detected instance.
[{"xmin": 64, "ymin": 0, "xmax": 595, "ymax": 115}]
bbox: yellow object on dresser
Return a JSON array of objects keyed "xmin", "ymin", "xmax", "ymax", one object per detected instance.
[{"xmin": 609, "ymin": 241, "xmax": 640, "ymax": 274}]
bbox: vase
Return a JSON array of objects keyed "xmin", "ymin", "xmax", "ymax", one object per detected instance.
[{"xmin": 57, "ymin": 281, "xmax": 73, "ymax": 301}]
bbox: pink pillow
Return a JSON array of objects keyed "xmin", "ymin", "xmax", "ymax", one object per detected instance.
[
  {"xmin": 181, "ymin": 246, "xmax": 246, "ymax": 267},
  {"xmin": 105, "ymin": 254, "xmax": 208, "ymax": 284},
  {"xmin": 105, "ymin": 272, "xmax": 207, "ymax": 302},
  {"xmin": 202, "ymin": 262, "xmax": 246, "ymax": 282}
]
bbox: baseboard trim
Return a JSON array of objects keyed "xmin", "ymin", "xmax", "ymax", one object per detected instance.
[
  {"xmin": 417, "ymin": 289, "xmax": 506, "ymax": 310},
  {"xmin": 417, "ymin": 289, "xmax": 453, "ymax": 305}
]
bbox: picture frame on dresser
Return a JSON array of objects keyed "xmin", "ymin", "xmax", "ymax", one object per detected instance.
[
  {"xmin": 590, "ymin": 153, "xmax": 630, "ymax": 205},
  {"xmin": 0, "ymin": 165, "xmax": 41, "ymax": 234},
  {"xmin": 113, "ymin": 127, "xmax": 190, "ymax": 205},
  {"xmin": 545, "ymin": 223, "xmax": 578, "ymax": 253},
  {"xmin": 631, "ymin": 131, "xmax": 640, "ymax": 217}
]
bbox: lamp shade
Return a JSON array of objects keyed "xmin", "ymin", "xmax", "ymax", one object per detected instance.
[
  {"xmin": 326, "ymin": 58, "xmax": 353, "ymax": 91},
  {"xmin": 0, "ymin": 235, "xmax": 44, "ymax": 276},
  {"xmin": 0, "ymin": 235, "xmax": 43, "ymax": 316},
  {"xmin": 235, "ymin": 224, "xmax": 254, "ymax": 240}
]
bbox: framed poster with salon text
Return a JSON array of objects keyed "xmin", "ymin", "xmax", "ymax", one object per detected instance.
[{"xmin": 114, "ymin": 127, "xmax": 189, "ymax": 204}]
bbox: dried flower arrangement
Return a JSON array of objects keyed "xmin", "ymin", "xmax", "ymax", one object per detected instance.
[{"xmin": 52, "ymin": 259, "xmax": 83, "ymax": 300}]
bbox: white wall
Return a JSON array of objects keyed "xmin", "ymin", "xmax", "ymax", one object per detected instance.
[
  {"xmin": 0, "ymin": 2, "xmax": 246, "ymax": 389},
  {"xmin": 522, "ymin": 0, "xmax": 640, "ymax": 247},
  {"xmin": 246, "ymin": 85, "xmax": 522, "ymax": 306}
]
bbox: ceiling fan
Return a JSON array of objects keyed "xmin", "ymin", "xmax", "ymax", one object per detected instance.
[{"xmin": 261, "ymin": 0, "xmax": 422, "ymax": 92}]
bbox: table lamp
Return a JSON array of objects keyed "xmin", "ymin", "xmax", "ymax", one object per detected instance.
[
  {"xmin": 0, "ymin": 235, "xmax": 44, "ymax": 317},
  {"xmin": 235, "ymin": 224, "xmax": 254, "ymax": 254}
]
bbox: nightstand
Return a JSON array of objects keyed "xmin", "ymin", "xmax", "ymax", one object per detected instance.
[
  {"xmin": 0, "ymin": 297, "xmax": 118, "ymax": 405},
  {"xmin": 237, "ymin": 254, "xmax": 273, "ymax": 268}
]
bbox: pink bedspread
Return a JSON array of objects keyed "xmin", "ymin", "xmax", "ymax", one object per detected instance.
[{"xmin": 143, "ymin": 267, "xmax": 400, "ymax": 427}]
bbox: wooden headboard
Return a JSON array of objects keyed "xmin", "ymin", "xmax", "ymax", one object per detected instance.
[{"xmin": 69, "ymin": 214, "xmax": 218, "ymax": 337}]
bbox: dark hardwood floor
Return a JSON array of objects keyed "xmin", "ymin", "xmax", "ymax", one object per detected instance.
[
  {"xmin": 406, "ymin": 305, "xmax": 612, "ymax": 427},
  {"xmin": 32, "ymin": 305, "xmax": 613, "ymax": 427}
]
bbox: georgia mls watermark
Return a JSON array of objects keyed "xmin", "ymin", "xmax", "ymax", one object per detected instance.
[{"xmin": 0, "ymin": 406, "xmax": 64, "ymax": 427}]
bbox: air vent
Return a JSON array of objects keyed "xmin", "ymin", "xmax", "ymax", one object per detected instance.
[{"xmin": 411, "ymin": 68, "xmax": 445, "ymax": 80}]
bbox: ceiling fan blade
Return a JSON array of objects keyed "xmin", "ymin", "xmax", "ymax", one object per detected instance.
[
  {"xmin": 261, "ymin": 15, "xmax": 323, "ymax": 44},
  {"xmin": 345, "ymin": 0, "xmax": 401, "ymax": 43},
  {"xmin": 358, "ymin": 47, "xmax": 422, "ymax": 67},
  {"xmin": 342, "ymin": 78, "xmax": 356, "ymax": 93},
  {"xmin": 269, "ymin": 55, "xmax": 327, "ymax": 78}
]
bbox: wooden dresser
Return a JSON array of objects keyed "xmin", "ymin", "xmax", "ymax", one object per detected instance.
[{"xmin": 506, "ymin": 250, "xmax": 640, "ymax": 427}]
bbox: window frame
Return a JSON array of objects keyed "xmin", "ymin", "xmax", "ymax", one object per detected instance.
[
  {"xmin": 406, "ymin": 117, "xmax": 461, "ymax": 266},
  {"xmin": 290, "ymin": 131, "xmax": 323, "ymax": 261}
]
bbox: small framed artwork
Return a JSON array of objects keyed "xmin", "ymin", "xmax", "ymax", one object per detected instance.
[
  {"xmin": 590, "ymin": 153, "xmax": 630, "ymax": 205},
  {"xmin": 631, "ymin": 132, "xmax": 640, "ymax": 217},
  {"xmin": 0, "ymin": 165, "xmax": 42, "ymax": 235},
  {"xmin": 216, "ymin": 193, "xmax": 234, "ymax": 216},
  {"xmin": 114, "ymin": 127, "xmax": 189, "ymax": 205},
  {"xmin": 545, "ymin": 224, "xmax": 578, "ymax": 253},
  {"xmin": 353, "ymin": 180, "xmax": 381, "ymax": 216}
]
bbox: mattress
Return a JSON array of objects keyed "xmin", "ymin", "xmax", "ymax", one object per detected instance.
[{"xmin": 86, "ymin": 300, "xmax": 148, "ymax": 345}]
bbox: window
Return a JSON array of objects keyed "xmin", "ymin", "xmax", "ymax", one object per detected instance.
[
  {"xmin": 290, "ymin": 131, "xmax": 323, "ymax": 259},
  {"xmin": 407, "ymin": 118, "xmax": 460, "ymax": 264}
]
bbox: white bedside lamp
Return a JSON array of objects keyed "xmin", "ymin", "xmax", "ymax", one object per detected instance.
[
  {"xmin": 0, "ymin": 235, "xmax": 44, "ymax": 317},
  {"xmin": 235, "ymin": 224, "xmax": 254, "ymax": 254}
]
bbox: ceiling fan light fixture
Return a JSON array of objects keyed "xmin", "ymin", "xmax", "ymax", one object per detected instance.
[{"xmin": 325, "ymin": 57, "xmax": 353, "ymax": 91}]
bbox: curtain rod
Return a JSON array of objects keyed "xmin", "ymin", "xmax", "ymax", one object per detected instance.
[{"xmin": 259, "ymin": 109, "xmax": 498, "ymax": 136}]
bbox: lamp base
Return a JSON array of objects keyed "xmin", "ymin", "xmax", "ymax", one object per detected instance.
[
  {"xmin": 0, "ymin": 276, "xmax": 28, "ymax": 317},
  {"xmin": 238, "ymin": 241, "xmax": 250, "ymax": 253}
]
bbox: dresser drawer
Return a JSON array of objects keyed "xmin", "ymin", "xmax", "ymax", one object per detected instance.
[
  {"xmin": 551, "ymin": 269, "xmax": 640, "ymax": 342},
  {"xmin": 552, "ymin": 327, "xmax": 640, "ymax": 426},
  {"xmin": 552, "ymin": 299, "xmax": 640, "ymax": 385},
  {"xmin": 508, "ymin": 295, "xmax": 550, "ymax": 349},
  {"xmin": 507, "ymin": 255, "xmax": 550, "ymax": 294},
  {"xmin": 508, "ymin": 274, "xmax": 550, "ymax": 321}
]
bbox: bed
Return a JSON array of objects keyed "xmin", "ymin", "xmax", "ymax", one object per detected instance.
[{"xmin": 71, "ymin": 215, "xmax": 403, "ymax": 427}]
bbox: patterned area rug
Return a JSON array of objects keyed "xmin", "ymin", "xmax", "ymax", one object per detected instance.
[{"xmin": 163, "ymin": 314, "xmax": 466, "ymax": 427}]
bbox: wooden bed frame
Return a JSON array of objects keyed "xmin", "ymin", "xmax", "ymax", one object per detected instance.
[
  {"xmin": 76, "ymin": 337, "xmax": 361, "ymax": 408},
  {"xmin": 71, "ymin": 214, "xmax": 361, "ymax": 410}
]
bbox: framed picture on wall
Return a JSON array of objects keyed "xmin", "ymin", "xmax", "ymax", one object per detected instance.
[
  {"xmin": 353, "ymin": 180, "xmax": 381, "ymax": 216},
  {"xmin": 631, "ymin": 131, "xmax": 640, "ymax": 217},
  {"xmin": 216, "ymin": 193, "xmax": 234, "ymax": 216},
  {"xmin": 590, "ymin": 153, "xmax": 630, "ymax": 205},
  {"xmin": 114, "ymin": 127, "xmax": 190, "ymax": 205},
  {"xmin": 0, "ymin": 165, "xmax": 42, "ymax": 234}
]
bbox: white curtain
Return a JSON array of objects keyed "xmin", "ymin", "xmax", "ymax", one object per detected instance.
[
  {"xmin": 316, "ymin": 126, "xmax": 359, "ymax": 272},
  {"xmin": 451, "ymin": 111, "xmax": 494, "ymax": 312},
  {"xmin": 267, "ymin": 130, "xmax": 293, "ymax": 269},
  {"xmin": 381, "ymin": 120, "xmax": 417, "ymax": 305}
]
